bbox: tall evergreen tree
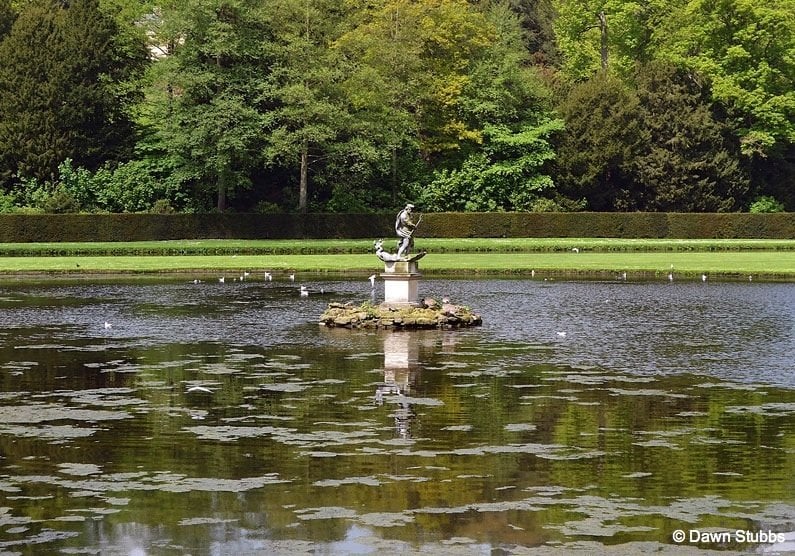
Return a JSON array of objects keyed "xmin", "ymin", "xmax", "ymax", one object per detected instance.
[
  {"xmin": 629, "ymin": 62, "xmax": 749, "ymax": 211},
  {"xmin": 553, "ymin": 74, "xmax": 643, "ymax": 210},
  {"xmin": 0, "ymin": 0, "xmax": 145, "ymax": 188}
]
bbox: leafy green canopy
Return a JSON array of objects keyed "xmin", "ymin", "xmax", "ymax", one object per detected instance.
[{"xmin": 658, "ymin": 0, "xmax": 795, "ymax": 157}]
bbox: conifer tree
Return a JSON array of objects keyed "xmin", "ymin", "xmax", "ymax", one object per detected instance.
[
  {"xmin": 630, "ymin": 62, "xmax": 749, "ymax": 211},
  {"xmin": 0, "ymin": 0, "xmax": 145, "ymax": 188},
  {"xmin": 0, "ymin": 0, "xmax": 14, "ymax": 39}
]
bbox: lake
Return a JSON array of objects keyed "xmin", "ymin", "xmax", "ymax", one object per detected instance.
[{"xmin": 0, "ymin": 274, "xmax": 793, "ymax": 554}]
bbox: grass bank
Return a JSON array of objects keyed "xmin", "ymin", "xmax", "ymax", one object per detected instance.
[{"xmin": 0, "ymin": 238, "xmax": 793, "ymax": 279}]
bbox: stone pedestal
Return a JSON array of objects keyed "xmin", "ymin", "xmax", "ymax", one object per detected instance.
[{"xmin": 381, "ymin": 260, "xmax": 421, "ymax": 306}]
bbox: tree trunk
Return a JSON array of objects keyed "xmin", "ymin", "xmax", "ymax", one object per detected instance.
[
  {"xmin": 598, "ymin": 10, "xmax": 608, "ymax": 72},
  {"xmin": 391, "ymin": 146, "xmax": 398, "ymax": 203},
  {"xmin": 217, "ymin": 169, "xmax": 227, "ymax": 213},
  {"xmin": 299, "ymin": 141, "xmax": 308, "ymax": 213}
]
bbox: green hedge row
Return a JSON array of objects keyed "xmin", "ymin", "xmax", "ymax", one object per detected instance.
[
  {"xmin": 0, "ymin": 213, "xmax": 394, "ymax": 242},
  {"xmin": 0, "ymin": 212, "xmax": 793, "ymax": 242},
  {"xmin": 419, "ymin": 212, "xmax": 795, "ymax": 239}
]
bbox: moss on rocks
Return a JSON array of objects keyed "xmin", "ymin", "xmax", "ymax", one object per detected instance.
[{"xmin": 319, "ymin": 299, "xmax": 482, "ymax": 330}]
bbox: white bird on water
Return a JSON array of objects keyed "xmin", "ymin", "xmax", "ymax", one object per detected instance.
[
  {"xmin": 289, "ymin": 274, "xmax": 295, "ymax": 282},
  {"xmin": 368, "ymin": 274, "xmax": 376, "ymax": 288},
  {"xmin": 702, "ymin": 273, "xmax": 707, "ymax": 282},
  {"xmin": 264, "ymin": 271, "xmax": 272, "ymax": 281},
  {"xmin": 300, "ymin": 285, "xmax": 309, "ymax": 297},
  {"xmin": 103, "ymin": 322, "xmax": 112, "ymax": 329},
  {"xmin": 186, "ymin": 385, "xmax": 213, "ymax": 394},
  {"xmin": 219, "ymin": 276, "xmax": 225, "ymax": 283}
]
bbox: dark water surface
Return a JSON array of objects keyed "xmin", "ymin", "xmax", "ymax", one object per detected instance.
[{"xmin": 0, "ymin": 275, "xmax": 793, "ymax": 554}]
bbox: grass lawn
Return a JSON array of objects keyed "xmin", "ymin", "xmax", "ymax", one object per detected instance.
[{"xmin": 0, "ymin": 238, "xmax": 792, "ymax": 279}]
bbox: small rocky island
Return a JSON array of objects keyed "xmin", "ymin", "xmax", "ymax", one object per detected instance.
[
  {"xmin": 319, "ymin": 298, "xmax": 482, "ymax": 330},
  {"xmin": 319, "ymin": 204, "xmax": 482, "ymax": 330}
]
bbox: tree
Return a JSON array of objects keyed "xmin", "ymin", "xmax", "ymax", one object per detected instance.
[
  {"xmin": 506, "ymin": 0, "xmax": 559, "ymax": 66},
  {"xmin": 152, "ymin": 0, "xmax": 272, "ymax": 212},
  {"xmin": 553, "ymin": 74, "xmax": 643, "ymax": 210},
  {"xmin": 629, "ymin": 61, "xmax": 749, "ymax": 211},
  {"xmin": 0, "ymin": 0, "xmax": 14, "ymax": 39},
  {"xmin": 655, "ymin": 0, "xmax": 795, "ymax": 157},
  {"xmin": 0, "ymin": 0, "xmax": 145, "ymax": 188},
  {"xmin": 553, "ymin": 0, "xmax": 666, "ymax": 80},
  {"xmin": 262, "ymin": 0, "xmax": 348, "ymax": 213},
  {"xmin": 417, "ymin": 2, "xmax": 565, "ymax": 211},
  {"xmin": 335, "ymin": 0, "xmax": 493, "ymax": 160}
]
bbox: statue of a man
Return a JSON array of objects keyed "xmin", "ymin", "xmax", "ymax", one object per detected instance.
[{"xmin": 395, "ymin": 203, "xmax": 418, "ymax": 258}]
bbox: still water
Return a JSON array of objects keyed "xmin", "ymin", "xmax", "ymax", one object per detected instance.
[{"xmin": 0, "ymin": 274, "xmax": 793, "ymax": 554}]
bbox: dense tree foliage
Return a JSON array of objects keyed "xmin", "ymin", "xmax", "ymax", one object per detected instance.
[
  {"xmin": 554, "ymin": 74, "xmax": 643, "ymax": 211},
  {"xmin": 0, "ymin": 0, "xmax": 145, "ymax": 191},
  {"xmin": 0, "ymin": 0, "xmax": 790, "ymax": 213},
  {"xmin": 629, "ymin": 62, "xmax": 749, "ymax": 212}
]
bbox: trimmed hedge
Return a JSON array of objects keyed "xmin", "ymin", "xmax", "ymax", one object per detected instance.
[{"xmin": 0, "ymin": 212, "xmax": 793, "ymax": 242}]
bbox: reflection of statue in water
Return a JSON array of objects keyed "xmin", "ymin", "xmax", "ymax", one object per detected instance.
[{"xmin": 374, "ymin": 203, "xmax": 426, "ymax": 263}]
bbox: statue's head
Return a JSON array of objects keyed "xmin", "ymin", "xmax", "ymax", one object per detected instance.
[
  {"xmin": 374, "ymin": 239, "xmax": 384, "ymax": 250},
  {"xmin": 405, "ymin": 203, "xmax": 414, "ymax": 212}
]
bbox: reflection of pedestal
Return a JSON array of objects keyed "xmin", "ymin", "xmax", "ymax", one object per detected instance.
[
  {"xmin": 381, "ymin": 260, "xmax": 421, "ymax": 307},
  {"xmin": 378, "ymin": 332, "xmax": 419, "ymax": 439}
]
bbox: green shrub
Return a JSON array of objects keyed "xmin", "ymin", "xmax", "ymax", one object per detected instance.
[
  {"xmin": 0, "ymin": 191, "xmax": 16, "ymax": 213},
  {"xmin": 150, "ymin": 199, "xmax": 176, "ymax": 214},
  {"xmin": 750, "ymin": 196, "xmax": 785, "ymax": 213}
]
